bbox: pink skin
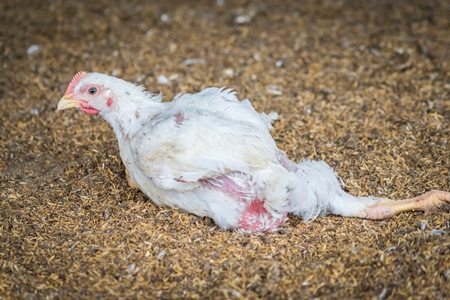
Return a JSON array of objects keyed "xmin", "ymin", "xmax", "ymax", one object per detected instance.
[
  {"xmin": 239, "ymin": 200, "xmax": 288, "ymax": 232},
  {"xmin": 198, "ymin": 153, "xmax": 299, "ymax": 232},
  {"xmin": 202, "ymin": 175, "xmax": 250, "ymax": 200},
  {"xmin": 238, "ymin": 155, "xmax": 296, "ymax": 231},
  {"xmin": 175, "ymin": 112, "xmax": 185, "ymax": 124},
  {"xmin": 79, "ymin": 101, "xmax": 100, "ymax": 114},
  {"xmin": 203, "ymin": 174, "xmax": 288, "ymax": 232}
]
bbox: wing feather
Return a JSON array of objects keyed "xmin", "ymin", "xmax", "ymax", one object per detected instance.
[{"xmin": 129, "ymin": 88, "xmax": 279, "ymax": 191}]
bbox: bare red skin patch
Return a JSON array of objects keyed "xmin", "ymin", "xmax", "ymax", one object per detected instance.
[
  {"xmin": 175, "ymin": 112, "xmax": 185, "ymax": 124},
  {"xmin": 238, "ymin": 200, "xmax": 288, "ymax": 232},
  {"xmin": 106, "ymin": 97, "xmax": 113, "ymax": 107},
  {"xmin": 65, "ymin": 71, "xmax": 88, "ymax": 95},
  {"xmin": 202, "ymin": 174, "xmax": 288, "ymax": 232}
]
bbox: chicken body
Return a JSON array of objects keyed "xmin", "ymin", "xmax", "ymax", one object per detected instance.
[{"xmin": 57, "ymin": 72, "xmax": 450, "ymax": 232}]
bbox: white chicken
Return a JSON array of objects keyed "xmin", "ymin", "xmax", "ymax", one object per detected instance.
[{"xmin": 57, "ymin": 71, "xmax": 450, "ymax": 232}]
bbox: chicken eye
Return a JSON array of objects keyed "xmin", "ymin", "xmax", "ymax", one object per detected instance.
[{"xmin": 88, "ymin": 87, "xmax": 97, "ymax": 95}]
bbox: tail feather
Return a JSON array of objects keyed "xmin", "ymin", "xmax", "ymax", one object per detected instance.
[{"xmin": 289, "ymin": 160, "xmax": 379, "ymax": 220}]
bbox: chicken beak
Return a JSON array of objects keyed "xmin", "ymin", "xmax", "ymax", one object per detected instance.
[{"xmin": 57, "ymin": 94, "xmax": 81, "ymax": 111}]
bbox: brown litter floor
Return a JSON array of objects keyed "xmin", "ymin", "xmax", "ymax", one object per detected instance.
[{"xmin": 1, "ymin": 0, "xmax": 450, "ymax": 299}]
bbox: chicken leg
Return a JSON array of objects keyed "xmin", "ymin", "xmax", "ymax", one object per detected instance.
[{"xmin": 364, "ymin": 190, "xmax": 450, "ymax": 219}]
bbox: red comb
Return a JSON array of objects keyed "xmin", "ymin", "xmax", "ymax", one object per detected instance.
[{"xmin": 65, "ymin": 71, "xmax": 88, "ymax": 95}]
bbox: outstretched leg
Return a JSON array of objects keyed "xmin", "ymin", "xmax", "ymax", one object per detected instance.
[
  {"xmin": 289, "ymin": 159, "xmax": 450, "ymax": 221},
  {"xmin": 325, "ymin": 190, "xmax": 450, "ymax": 220},
  {"xmin": 363, "ymin": 190, "xmax": 450, "ymax": 220}
]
